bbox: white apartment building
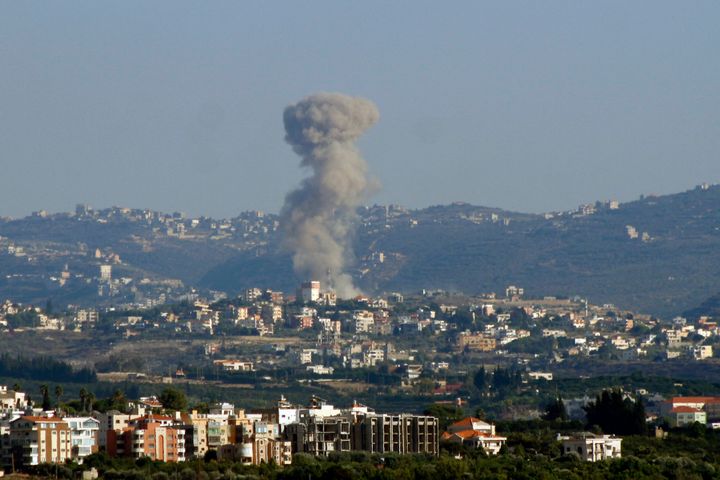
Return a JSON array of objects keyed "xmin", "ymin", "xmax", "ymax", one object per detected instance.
[{"xmin": 560, "ymin": 433, "xmax": 622, "ymax": 461}]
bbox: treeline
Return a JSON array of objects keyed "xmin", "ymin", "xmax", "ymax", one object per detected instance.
[
  {"xmin": 473, "ymin": 365, "xmax": 524, "ymax": 397},
  {"xmin": 585, "ymin": 389, "xmax": 647, "ymax": 435},
  {"xmin": 5, "ymin": 310, "xmax": 40, "ymax": 328},
  {"xmin": 34, "ymin": 442, "xmax": 720, "ymax": 480},
  {"xmin": 0, "ymin": 353, "xmax": 96, "ymax": 383}
]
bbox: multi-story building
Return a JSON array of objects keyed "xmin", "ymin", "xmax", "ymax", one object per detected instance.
[
  {"xmin": 668, "ymin": 406, "xmax": 707, "ymax": 427},
  {"xmin": 285, "ymin": 417, "xmax": 351, "ymax": 456},
  {"xmin": 99, "ymin": 265, "xmax": 112, "ymax": 282},
  {"xmin": 6, "ymin": 416, "xmax": 72, "ymax": 466},
  {"xmin": 660, "ymin": 396, "xmax": 720, "ymax": 422},
  {"xmin": 560, "ymin": 433, "xmax": 622, "ymax": 462},
  {"xmin": 456, "ymin": 332, "xmax": 496, "ymax": 352},
  {"xmin": 74, "ymin": 309, "xmax": 99, "ymax": 326},
  {"xmin": 218, "ymin": 421, "xmax": 292, "ymax": 466},
  {"xmin": 108, "ymin": 415, "xmax": 185, "ymax": 462},
  {"xmin": 353, "ymin": 310, "xmax": 375, "ymax": 334},
  {"xmin": 300, "ymin": 281, "xmax": 321, "ymax": 303},
  {"xmin": 95, "ymin": 410, "xmax": 134, "ymax": 450},
  {"xmin": 65, "ymin": 417, "xmax": 100, "ymax": 459},
  {"xmin": 0, "ymin": 386, "xmax": 26, "ymax": 411},
  {"xmin": 350, "ymin": 414, "xmax": 438, "ymax": 455},
  {"xmin": 207, "ymin": 418, "xmax": 229, "ymax": 450},
  {"xmin": 180, "ymin": 412, "xmax": 208, "ymax": 459}
]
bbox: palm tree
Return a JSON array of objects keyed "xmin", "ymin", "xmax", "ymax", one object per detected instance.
[
  {"xmin": 86, "ymin": 392, "xmax": 96, "ymax": 413},
  {"xmin": 39, "ymin": 384, "xmax": 51, "ymax": 410},
  {"xmin": 79, "ymin": 388, "xmax": 88, "ymax": 413},
  {"xmin": 54, "ymin": 385, "xmax": 63, "ymax": 409}
]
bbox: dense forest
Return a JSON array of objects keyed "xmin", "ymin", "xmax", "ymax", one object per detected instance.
[{"xmin": 0, "ymin": 353, "xmax": 96, "ymax": 383}]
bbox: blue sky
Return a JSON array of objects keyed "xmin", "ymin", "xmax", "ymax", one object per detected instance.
[{"xmin": 1, "ymin": 1, "xmax": 718, "ymax": 218}]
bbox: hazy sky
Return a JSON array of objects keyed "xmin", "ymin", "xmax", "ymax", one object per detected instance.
[{"xmin": 1, "ymin": 1, "xmax": 718, "ymax": 218}]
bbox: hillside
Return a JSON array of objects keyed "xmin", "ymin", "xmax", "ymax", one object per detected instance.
[
  {"xmin": 203, "ymin": 185, "xmax": 720, "ymax": 317},
  {"xmin": 1, "ymin": 185, "xmax": 720, "ymax": 317},
  {"xmin": 364, "ymin": 186, "xmax": 720, "ymax": 316}
]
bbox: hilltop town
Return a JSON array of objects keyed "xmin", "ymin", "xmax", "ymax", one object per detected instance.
[{"xmin": 3, "ymin": 183, "xmax": 720, "ymax": 318}]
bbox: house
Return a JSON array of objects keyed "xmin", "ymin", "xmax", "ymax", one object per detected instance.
[
  {"xmin": 456, "ymin": 332, "xmax": 496, "ymax": 352},
  {"xmin": 693, "ymin": 345, "xmax": 713, "ymax": 360},
  {"xmin": 559, "ymin": 433, "xmax": 622, "ymax": 461},
  {"xmin": 667, "ymin": 406, "xmax": 707, "ymax": 427},
  {"xmin": 528, "ymin": 372, "xmax": 553, "ymax": 381},
  {"xmin": 442, "ymin": 417, "xmax": 506, "ymax": 455},
  {"xmin": 448, "ymin": 417, "xmax": 495, "ymax": 436},
  {"xmin": 660, "ymin": 396, "xmax": 720, "ymax": 422},
  {"xmin": 441, "ymin": 429, "xmax": 507, "ymax": 455},
  {"xmin": 0, "ymin": 385, "xmax": 27, "ymax": 410},
  {"xmin": 306, "ymin": 365, "xmax": 334, "ymax": 375},
  {"xmin": 213, "ymin": 360, "xmax": 255, "ymax": 372}
]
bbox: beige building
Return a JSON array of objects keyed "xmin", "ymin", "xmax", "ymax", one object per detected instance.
[
  {"xmin": 456, "ymin": 332, "xmax": 496, "ymax": 352},
  {"xmin": 7, "ymin": 416, "xmax": 72, "ymax": 466}
]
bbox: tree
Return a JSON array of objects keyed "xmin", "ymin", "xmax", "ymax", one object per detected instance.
[
  {"xmin": 424, "ymin": 404, "xmax": 464, "ymax": 431},
  {"xmin": 87, "ymin": 392, "xmax": 96, "ymax": 413},
  {"xmin": 40, "ymin": 384, "xmax": 51, "ymax": 410},
  {"xmin": 12, "ymin": 383, "xmax": 21, "ymax": 393},
  {"xmin": 104, "ymin": 389, "xmax": 128, "ymax": 413},
  {"xmin": 542, "ymin": 397, "xmax": 568, "ymax": 421},
  {"xmin": 584, "ymin": 389, "xmax": 646, "ymax": 435},
  {"xmin": 79, "ymin": 388, "xmax": 88, "ymax": 413},
  {"xmin": 473, "ymin": 366, "xmax": 488, "ymax": 391},
  {"xmin": 54, "ymin": 385, "xmax": 63, "ymax": 408},
  {"xmin": 159, "ymin": 387, "xmax": 188, "ymax": 412}
]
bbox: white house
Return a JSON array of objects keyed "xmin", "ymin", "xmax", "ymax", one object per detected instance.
[{"xmin": 560, "ymin": 433, "xmax": 622, "ymax": 461}]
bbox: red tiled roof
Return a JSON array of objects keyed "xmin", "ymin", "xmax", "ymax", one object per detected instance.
[
  {"xmin": 672, "ymin": 406, "xmax": 703, "ymax": 413},
  {"xmin": 671, "ymin": 396, "xmax": 720, "ymax": 404},
  {"xmin": 445, "ymin": 429, "xmax": 507, "ymax": 441},
  {"xmin": 449, "ymin": 417, "xmax": 486, "ymax": 429},
  {"xmin": 453, "ymin": 429, "xmax": 485, "ymax": 439},
  {"xmin": 14, "ymin": 416, "xmax": 67, "ymax": 424}
]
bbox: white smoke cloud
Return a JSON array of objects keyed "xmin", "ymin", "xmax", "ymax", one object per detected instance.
[{"xmin": 280, "ymin": 93, "xmax": 380, "ymax": 298}]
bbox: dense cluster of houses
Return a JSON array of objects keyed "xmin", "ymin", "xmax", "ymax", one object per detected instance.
[{"xmin": 3, "ymin": 280, "xmax": 717, "ymax": 367}]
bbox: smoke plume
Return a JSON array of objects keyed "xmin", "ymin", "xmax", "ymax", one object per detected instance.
[{"xmin": 280, "ymin": 93, "xmax": 380, "ymax": 298}]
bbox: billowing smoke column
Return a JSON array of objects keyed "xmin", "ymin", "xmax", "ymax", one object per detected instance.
[{"xmin": 280, "ymin": 93, "xmax": 379, "ymax": 298}]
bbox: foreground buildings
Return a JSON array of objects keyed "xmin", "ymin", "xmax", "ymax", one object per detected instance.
[
  {"xmin": 5, "ymin": 416, "xmax": 72, "ymax": 466},
  {"xmin": 0, "ymin": 389, "xmax": 438, "ymax": 470}
]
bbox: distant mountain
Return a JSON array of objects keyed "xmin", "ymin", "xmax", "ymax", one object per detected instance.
[
  {"xmin": 1, "ymin": 184, "xmax": 720, "ymax": 317},
  {"xmin": 347, "ymin": 185, "xmax": 720, "ymax": 318},
  {"xmin": 684, "ymin": 292, "xmax": 720, "ymax": 320}
]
